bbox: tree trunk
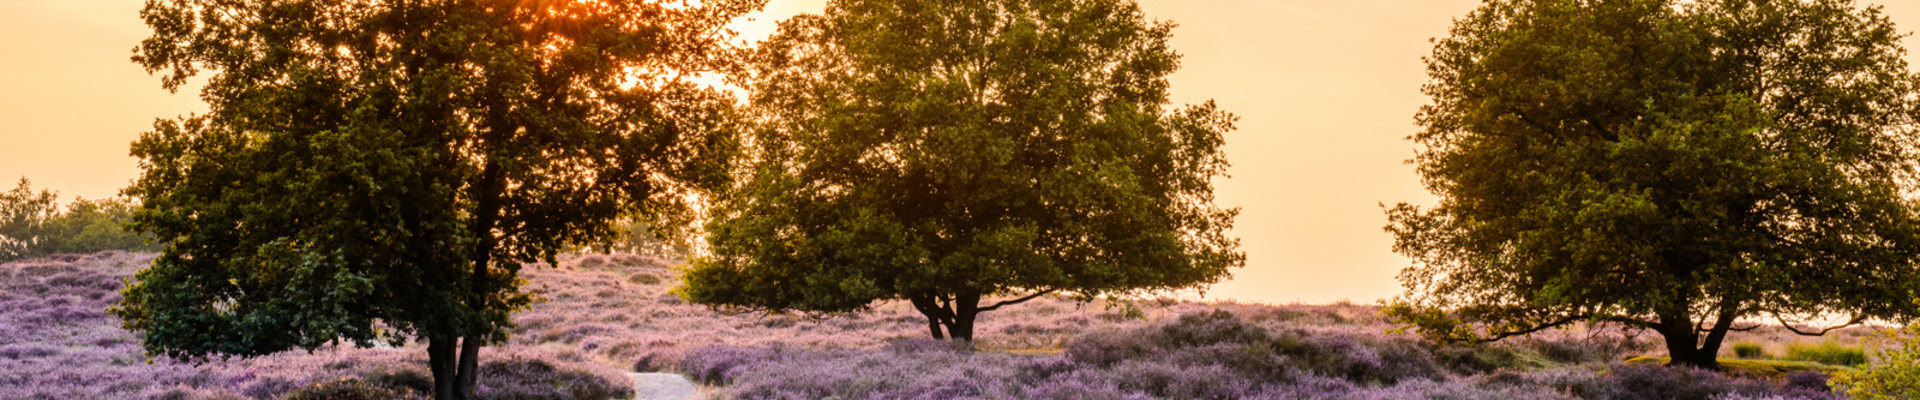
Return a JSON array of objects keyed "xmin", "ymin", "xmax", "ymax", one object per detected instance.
[
  {"xmin": 908, "ymin": 292, "xmax": 983, "ymax": 342},
  {"xmin": 1655, "ymin": 309, "xmax": 1722, "ymax": 370},
  {"xmin": 942, "ymin": 291, "xmax": 981, "ymax": 342},
  {"xmin": 452, "ymin": 111, "xmax": 508, "ymax": 399},
  {"xmin": 457, "ymin": 337, "xmax": 482, "ymax": 399},
  {"xmin": 428, "ymin": 336, "xmax": 457, "ymax": 400},
  {"xmin": 924, "ymin": 314, "xmax": 945, "ymax": 339},
  {"xmin": 908, "ymin": 294, "xmax": 950, "ymax": 339}
]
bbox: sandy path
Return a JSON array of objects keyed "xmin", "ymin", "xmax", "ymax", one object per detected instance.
[{"xmin": 629, "ymin": 372, "xmax": 699, "ymax": 400}]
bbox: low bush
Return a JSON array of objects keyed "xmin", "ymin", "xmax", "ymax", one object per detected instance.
[
  {"xmin": 475, "ymin": 348, "xmax": 632, "ymax": 400},
  {"xmin": 1732, "ymin": 342, "xmax": 1768, "ymax": 359},
  {"xmin": 281, "ymin": 378, "xmax": 415, "ymax": 400},
  {"xmin": 1833, "ymin": 324, "xmax": 1920, "ymax": 400}
]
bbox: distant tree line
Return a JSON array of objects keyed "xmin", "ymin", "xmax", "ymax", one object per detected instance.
[{"xmin": 0, "ymin": 178, "xmax": 161, "ymax": 263}]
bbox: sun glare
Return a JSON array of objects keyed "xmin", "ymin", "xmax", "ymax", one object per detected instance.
[{"xmin": 618, "ymin": 66, "xmax": 738, "ymax": 98}]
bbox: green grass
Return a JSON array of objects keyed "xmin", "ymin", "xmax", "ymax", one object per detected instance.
[
  {"xmin": 1624, "ymin": 356, "xmax": 1851, "ymax": 378},
  {"xmin": 1731, "ymin": 342, "xmax": 1768, "ymax": 359},
  {"xmin": 1785, "ymin": 341, "xmax": 1868, "ymax": 367}
]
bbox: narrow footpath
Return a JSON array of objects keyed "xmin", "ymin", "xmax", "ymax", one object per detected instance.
[{"xmin": 629, "ymin": 372, "xmax": 699, "ymax": 400}]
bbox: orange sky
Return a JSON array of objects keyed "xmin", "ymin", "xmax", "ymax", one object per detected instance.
[{"xmin": 6, "ymin": 0, "xmax": 1920, "ymax": 305}]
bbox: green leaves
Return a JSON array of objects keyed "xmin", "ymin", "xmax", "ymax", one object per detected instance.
[
  {"xmin": 1390, "ymin": 0, "xmax": 1920, "ymax": 359},
  {"xmin": 0, "ymin": 179, "xmax": 162, "ymax": 262},
  {"xmin": 115, "ymin": 0, "xmax": 762, "ymax": 364},
  {"xmin": 684, "ymin": 0, "xmax": 1241, "ymax": 336}
]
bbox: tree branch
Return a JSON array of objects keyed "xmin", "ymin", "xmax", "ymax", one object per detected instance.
[
  {"xmin": 1775, "ymin": 313, "xmax": 1866, "ymax": 336},
  {"xmin": 1479, "ymin": 315, "xmax": 1589, "ymax": 343},
  {"xmin": 976, "ymin": 288, "xmax": 1058, "ymax": 313}
]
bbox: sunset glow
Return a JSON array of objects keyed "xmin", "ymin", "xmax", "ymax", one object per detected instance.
[{"xmin": 6, "ymin": 0, "xmax": 1920, "ymax": 305}]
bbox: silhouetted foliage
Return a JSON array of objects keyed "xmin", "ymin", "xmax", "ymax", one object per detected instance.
[
  {"xmin": 1387, "ymin": 0, "xmax": 1920, "ymax": 370},
  {"xmin": 109, "ymin": 0, "xmax": 759, "ymax": 398},
  {"xmin": 682, "ymin": 0, "xmax": 1242, "ymax": 342}
]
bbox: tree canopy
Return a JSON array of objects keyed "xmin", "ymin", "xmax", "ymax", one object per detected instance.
[
  {"xmin": 1387, "ymin": 0, "xmax": 1920, "ymax": 369},
  {"xmin": 680, "ymin": 0, "xmax": 1242, "ymax": 341},
  {"xmin": 108, "ymin": 0, "xmax": 759, "ymax": 398}
]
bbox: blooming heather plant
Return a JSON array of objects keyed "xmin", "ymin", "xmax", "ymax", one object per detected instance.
[
  {"xmin": 0, "ymin": 252, "xmax": 632, "ymax": 400},
  {"xmin": 1, "ymin": 251, "xmax": 1853, "ymax": 399}
]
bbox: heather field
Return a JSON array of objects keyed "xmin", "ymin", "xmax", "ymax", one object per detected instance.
[{"xmin": 0, "ymin": 251, "xmax": 1870, "ymax": 399}]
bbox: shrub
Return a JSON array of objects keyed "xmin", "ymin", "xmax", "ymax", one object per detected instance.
[
  {"xmin": 1430, "ymin": 342, "xmax": 1547, "ymax": 374},
  {"xmin": 679, "ymin": 345, "xmax": 776, "ymax": 384},
  {"xmin": 1538, "ymin": 364, "xmax": 1782, "ymax": 400},
  {"xmin": 364, "ymin": 367, "xmax": 433, "ymax": 395},
  {"xmin": 281, "ymin": 378, "xmax": 415, "ymax": 400},
  {"xmin": 1732, "ymin": 342, "xmax": 1768, "ymax": 359},
  {"xmin": 1833, "ymin": 324, "xmax": 1920, "ymax": 400},
  {"xmin": 626, "ymin": 272, "xmax": 661, "ymax": 285},
  {"xmin": 1785, "ymin": 341, "xmax": 1867, "ymax": 366},
  {"xmin": 475, "ymin": 350, "xmax": 631, "ymax": 400}
]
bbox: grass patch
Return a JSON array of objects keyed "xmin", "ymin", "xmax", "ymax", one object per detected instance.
[
  {"xmin": 1731, "ymin": 342, "xmax": 1767, "ymax": 359},
  {"xmin": 1785, "ymin": 341, "xmax": 1867, "ymax": 367},
  {"xmin": 1624, "ymin": 355, "xmax": 1850, "ymax": 378}
]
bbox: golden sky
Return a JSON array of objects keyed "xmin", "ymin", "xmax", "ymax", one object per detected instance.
[{"xmin": 5, "ymin": 0, "xmax": 1920, "ymax": 305}]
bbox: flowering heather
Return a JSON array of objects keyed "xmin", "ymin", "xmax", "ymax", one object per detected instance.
[
  {"xmin": 0, "ymin": 252, "xmax": 627, "ymax": 399},
  {"xmin": 0, "ymin": 251, "xmax": 1860, "ymax": 399},
  {"xmin": 670, "ymin": 309, "xmax": 1834, "ymax": 400}
]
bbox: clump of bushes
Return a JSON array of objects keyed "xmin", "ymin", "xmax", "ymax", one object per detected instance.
[
  {"xmin": 673, "ymin": 310, "xmax": 1849, "ymax": 400},
  {"xmin": 0, "ymin": 179, "xmax": 162, "ymax": 263},
  {"xmin": 1067, "ymin": 309, "xmax": 1446, "ymax": 385},
  {"xmin": 282, "ymin": 377, "xmax": 415, "ymax": 400},
  {"xmin": 474, "ymin": 351, "xmax": 632, "ymax": 400},
  {"xmin": 1833, "ymin": 324, "xmax": 1920, "ymax": 399},
  {"xmin": 1733, "ymin": 342, "xmax": 1769, "ymax": 359}
]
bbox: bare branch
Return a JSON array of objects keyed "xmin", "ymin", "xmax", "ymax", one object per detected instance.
[
  {"xmin": 976, "ymin": 288, "xmax": 1058, "ymax": 313},
  {"xmin": 1775, "ymin": 313, "xmax": 1866, "ymax": 336},
  {"xmin": 1481, "ymin": 314, "xmax": 1654, "ymax": 343}
]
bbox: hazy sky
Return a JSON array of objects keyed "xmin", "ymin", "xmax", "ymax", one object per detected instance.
[{"xmin": 5, "ymin": 0, "xmax": 1920, "ymax": 305}]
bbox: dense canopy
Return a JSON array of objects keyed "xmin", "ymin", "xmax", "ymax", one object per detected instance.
[
  {"xmin": 109, "ymin": 0, "xmax": 758, "ymax": 398},
  {"xmin": 1388, "ymin": 0, "xmax": 1920, "ymax": 369},
  {"xmin": 681, "ymin": 0, "xmax": 1243, "ymax": 341}
]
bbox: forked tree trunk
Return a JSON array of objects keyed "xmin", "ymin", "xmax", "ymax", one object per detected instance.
[
  {"xmin": 1655, "ymin": 302, "xmax": 1739, "ymax": 371},
  {"xmin": 909, "ymin": 291, "xmax": 982, "ymax": 342}
]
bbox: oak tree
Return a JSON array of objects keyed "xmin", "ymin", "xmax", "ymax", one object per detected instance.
[
  {"xmin": 108, "ymin": 0, "xmax": 758, "ymax": 398},
  {"xmin": 1388, "ymin": 0, "xmax": 1920, "ymax": 369},
  {"xmin": 681, "ymin": 0, "xmax": 1242, "ymax": 341}
]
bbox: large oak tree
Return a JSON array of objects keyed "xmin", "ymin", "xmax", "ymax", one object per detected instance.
[
  {"xmin": 108, "ymin": 0, "xmax": 758, "ymax": 398},
  {"xmin": 680, "ymin": 0, "xmax": 1242, "ymax": 341},
  {"xmin": 1388, "ymin": 0, "xmax": 1920, "ymax": 369}
]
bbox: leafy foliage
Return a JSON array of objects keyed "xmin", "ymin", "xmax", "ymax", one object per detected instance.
[
  {"xmin": 1831, "ymin": 324, "xmax": 1920, "ymax": 399},
  {"xmin": 0, "ymin": 179, "xmax": 160, "ymax": 262},
  {"xmin": 110, "ymin": 0, "xmax": 759, "ymax": 397},
  {"xmin": 1387, "ymin": 0, "xmax": 1920, "ymax": 368},
  {"xmin": 683, "ymin": 0, "xmax": 1241, "ymax": 341}
]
